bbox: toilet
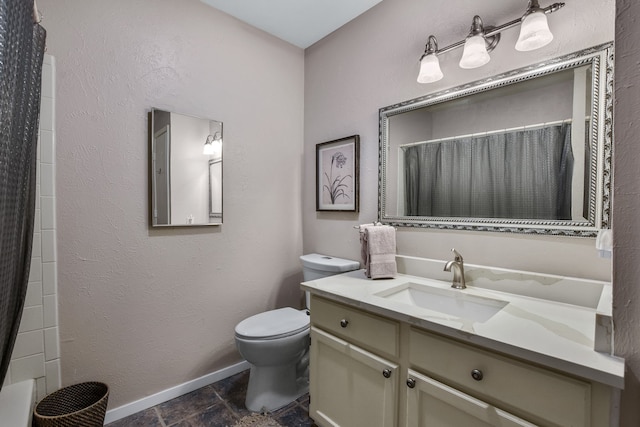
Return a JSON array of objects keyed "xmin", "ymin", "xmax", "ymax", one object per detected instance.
[{"xmin": 234, "ymin": 253, "xmax": 360, "ymax": 412}]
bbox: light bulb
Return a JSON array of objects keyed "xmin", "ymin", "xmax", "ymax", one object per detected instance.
[
  {"xmin": 516, "ymin": 11, "xmax": 553, "ymax": 51},
  {"xmin": 203, "ymin": 143, "xmax": 215, "ymax": 155},
  {"xmin": 417, "ymin": 53, "xmax": 443, "ymax": 83},
  {"xmin": 459, "ymin": 35, "xmax": 490, "ymax": 69}
]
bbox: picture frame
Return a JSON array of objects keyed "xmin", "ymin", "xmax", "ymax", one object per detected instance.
[{"xmin": 316, "ymin": 135, "xmax": 359, "ymax": 212}]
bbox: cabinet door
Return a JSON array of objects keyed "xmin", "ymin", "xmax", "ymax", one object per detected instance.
[
  {"xmin": 310, "ymin": 327, "xmax": 399, "ymax": 427},
  {"xmin": 406, "ymin": 370, "xmax": 537, "ymax": 427}
]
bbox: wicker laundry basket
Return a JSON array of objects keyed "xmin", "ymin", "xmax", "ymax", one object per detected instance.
[{"xmin": 33, "ymin": 382, "xmax": 109, "ymax": 427}]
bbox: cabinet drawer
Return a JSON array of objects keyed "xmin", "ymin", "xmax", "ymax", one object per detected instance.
[
  {"xmin": 409, "ymin": 328, "xmax": 591, "ymax": 427},
  {"xmin": 311, "ymin": 296, "xmax": 399, "ymax": 359}
]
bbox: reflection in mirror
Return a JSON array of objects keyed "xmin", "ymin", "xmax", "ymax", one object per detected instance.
[
  {"xmin": 379, "ymin": 43, "xmax": 612, "ymax": 236},
  {"xmin": 209, "ymin": 159, "xmax": 222, "ymax": 221},
  {"xmin": 150, "ymin": 109, "xmax": 222, "ymax": 227}
]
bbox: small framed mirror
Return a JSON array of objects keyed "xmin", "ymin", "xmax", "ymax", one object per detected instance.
[
  {"xmin": 378, "ymin": 43, "xmax": 613, "ymax": 236},
  {"xmin": 149, "ymin": 108, "xmax": 223, "ymax": 227}
]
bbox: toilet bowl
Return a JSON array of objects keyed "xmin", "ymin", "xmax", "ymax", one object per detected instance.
[
  {"xmin": 234, "ymin": 254, "xmax": 359, "ymax": 412},
  {"xmin": 235, "ymin": 308, "xmax": 310, "ymax": 412}
]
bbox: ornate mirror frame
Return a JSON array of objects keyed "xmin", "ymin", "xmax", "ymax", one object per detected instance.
[{"xmin": 378, "ymin": 43, "xmax": 613, "ymax": 236}]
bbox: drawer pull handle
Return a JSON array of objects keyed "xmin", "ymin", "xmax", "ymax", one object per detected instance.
[
  {"xmin": 406, "ymin": 378, "xmax": 416, "ymax": 388},
  {"xmin": 382, "ymin": 369, "xmax": 391, "ymax": 378},
  {"xmin": 471, "ymin": 369, "xmax": 484, "ymax": 381},
  {"xmin": 340, "ymin": 319, "xmax": 349, "ymax": 328}
]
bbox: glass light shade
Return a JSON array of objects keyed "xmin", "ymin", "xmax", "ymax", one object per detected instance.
[
  {"xmin": 417, "ymin": 53, "xmax": 443, "ymax": 84},
  {"xmin": 459, "ymin": 35, "xmax": 490, "ymax": 69},
  {"xmin": 203, "ymin": 142, "xmax": 215, "ymax": 155},
  {"xmin": 515, "ymin": 11, "xmax": 553, "ymax": 51}
]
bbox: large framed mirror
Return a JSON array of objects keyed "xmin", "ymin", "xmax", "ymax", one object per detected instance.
[
  {"xmin": 379, "ymin": 43, "xmax": 613, "ymax": 236},
  {"xmin": 149, "ymin": 108, "xmax": 223, "ymax": 227}
]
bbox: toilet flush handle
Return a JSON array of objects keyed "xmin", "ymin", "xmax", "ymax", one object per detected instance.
[{"xmin": 340, "ymin": 319, "xmax": 349, "ymax": 328}]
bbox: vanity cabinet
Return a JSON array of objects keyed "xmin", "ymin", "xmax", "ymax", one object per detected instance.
[
  {"xmin": 309, "ymin": 296, "xmax": 401, "ymax": 427},
  {"xmin": 309, "ymin": 295, "xmax": 614, "ymax": 427}
]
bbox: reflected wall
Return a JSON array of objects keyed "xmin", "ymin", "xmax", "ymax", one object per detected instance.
[{"xmin": 150, "ymin": 109, "xmax": 223, "ymax": 226}]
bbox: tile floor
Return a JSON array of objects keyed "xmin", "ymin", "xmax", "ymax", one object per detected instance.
[{"xmin": 106, "ymin": 370, "xmax": 316, "ymax": 427}]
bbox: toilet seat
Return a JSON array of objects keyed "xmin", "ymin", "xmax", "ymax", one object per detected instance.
[{"xmin": 235, "ymin": 307, "xmax": 309, "ymax": 340}]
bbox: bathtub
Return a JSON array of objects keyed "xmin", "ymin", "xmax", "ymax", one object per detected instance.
[{"xmin": 0, "ymin": 380, "xmax": 35, "ymax": 427}]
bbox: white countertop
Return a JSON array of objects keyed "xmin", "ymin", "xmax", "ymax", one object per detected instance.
[{"xmin": 301, "ymin": 269, "xmax": 625, "ymax": 389}]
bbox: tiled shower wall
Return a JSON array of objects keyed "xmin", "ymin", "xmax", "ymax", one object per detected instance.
[{"xmin": 3, "ymin": 54, "xmax": 60, "ymax": 401}]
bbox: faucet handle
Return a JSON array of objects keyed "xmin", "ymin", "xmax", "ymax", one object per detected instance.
[{"xmin": 451, "ymin": 248, "xmax": 463, "ymax": 263}]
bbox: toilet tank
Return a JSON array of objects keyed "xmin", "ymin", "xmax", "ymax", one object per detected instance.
[
  {"xmin": 300, "ymin": 253, "xmax": 360, "ymax": 281},
  {"xmin": 300, "ymin": 254, "xmax": 360, "ymax": 310}
]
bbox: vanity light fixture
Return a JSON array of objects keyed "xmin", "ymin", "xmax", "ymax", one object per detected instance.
[
  {"xmin": 459, "ymin": 15, "xmax": 499, "ymax": 69},
  {"xmin": 417, "ymin": 36, "xmax": 444, "ymax": 83},
  {"xmin": 515, "ymin": 0, "xmax": 555, "ymax": 51},
  {"xmin": 417, "ymin": 0, "xmax": 564, "ymax": 83},
  {"xmin": 203, "ymin": 132, "xmax": 222, "ymax": 155}
]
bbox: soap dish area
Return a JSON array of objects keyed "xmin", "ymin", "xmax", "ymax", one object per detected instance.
[{"xmin": 0, "ymin": 379, "xmax": 35, "ymax": 427}]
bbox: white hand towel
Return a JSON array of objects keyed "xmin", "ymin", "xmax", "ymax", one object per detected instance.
[
  {"xmin": 365, "ymin": 226, "xmax": 397, "ymax": 279},
  {"xmin": 358, "ymin": 223, "xmax": 375, "ymax": 275},
  {"xmin": 596, "ymin": 229, "xmax": 613, "ymax": 258}
]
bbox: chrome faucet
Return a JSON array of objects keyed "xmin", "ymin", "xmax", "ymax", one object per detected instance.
[{"xmin": 444, "ymin": 248, "xmax": 466, "ymax": 289}]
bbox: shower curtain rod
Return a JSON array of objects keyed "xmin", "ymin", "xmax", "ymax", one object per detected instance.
[
  {"xmin": 398, "ymin": 117, "xmax": 581, "ymax": 149},
  {"xmin": 33, "ymin": 1, "xmax": 41, "ymax": 24}
]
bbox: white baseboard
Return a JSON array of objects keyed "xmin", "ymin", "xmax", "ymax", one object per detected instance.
[{"xmin": 103, "ymin": 360, "xmax": 250, "ymax": 424}]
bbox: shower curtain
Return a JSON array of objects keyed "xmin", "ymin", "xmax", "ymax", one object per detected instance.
[
  {"xmin": 0, "ymin": 0, "xmax": 46, "ymax": 389},
  {"xmin": 404, "ymin": 124, "xmax": 573, "ymax": 219}
]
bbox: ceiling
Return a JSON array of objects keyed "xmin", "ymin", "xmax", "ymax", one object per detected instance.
[{"xmin": 200, "ymin": 0, "xmax": 383, "ymax": 49}]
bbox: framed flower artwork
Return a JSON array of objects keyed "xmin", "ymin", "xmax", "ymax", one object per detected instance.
[{"xmin": 316, "ymin": 135, "xmax": 359, "ymax": 212}]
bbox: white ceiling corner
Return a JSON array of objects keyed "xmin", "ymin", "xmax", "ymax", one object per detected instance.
[{"xmin": 200, "ymin": 0, "xmax": 383, "ymax": 49}]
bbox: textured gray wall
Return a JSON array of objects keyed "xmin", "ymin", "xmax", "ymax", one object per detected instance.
[
  {"xmin": 614, "ymin": 0, "xmax": 640, "ymax": 424},
  {"xmin": 37, "ymin": 0, "xmax": 305, "ymax": 409},
  {"xmin": 303, "ymin": 0, "xmax": 614, "ymax": 280}
]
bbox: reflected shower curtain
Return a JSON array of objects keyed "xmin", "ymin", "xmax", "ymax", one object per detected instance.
[
  {"xmin": 404, "ymin": 124, "xmax": 573, "ymax": 219},
  {"xmin": 0, "ymin": 0, "xmax": 46, "ymax": 389}
]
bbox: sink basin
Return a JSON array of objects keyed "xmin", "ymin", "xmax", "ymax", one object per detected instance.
[{"xmin": 375, "ymin": 282, "xmax": 508, "ymax": 322}]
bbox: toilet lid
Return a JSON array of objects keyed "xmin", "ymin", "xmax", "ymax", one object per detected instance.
[{"xmin": 235, "ymin": 307, "xmax": 310, "ymax": 340}]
